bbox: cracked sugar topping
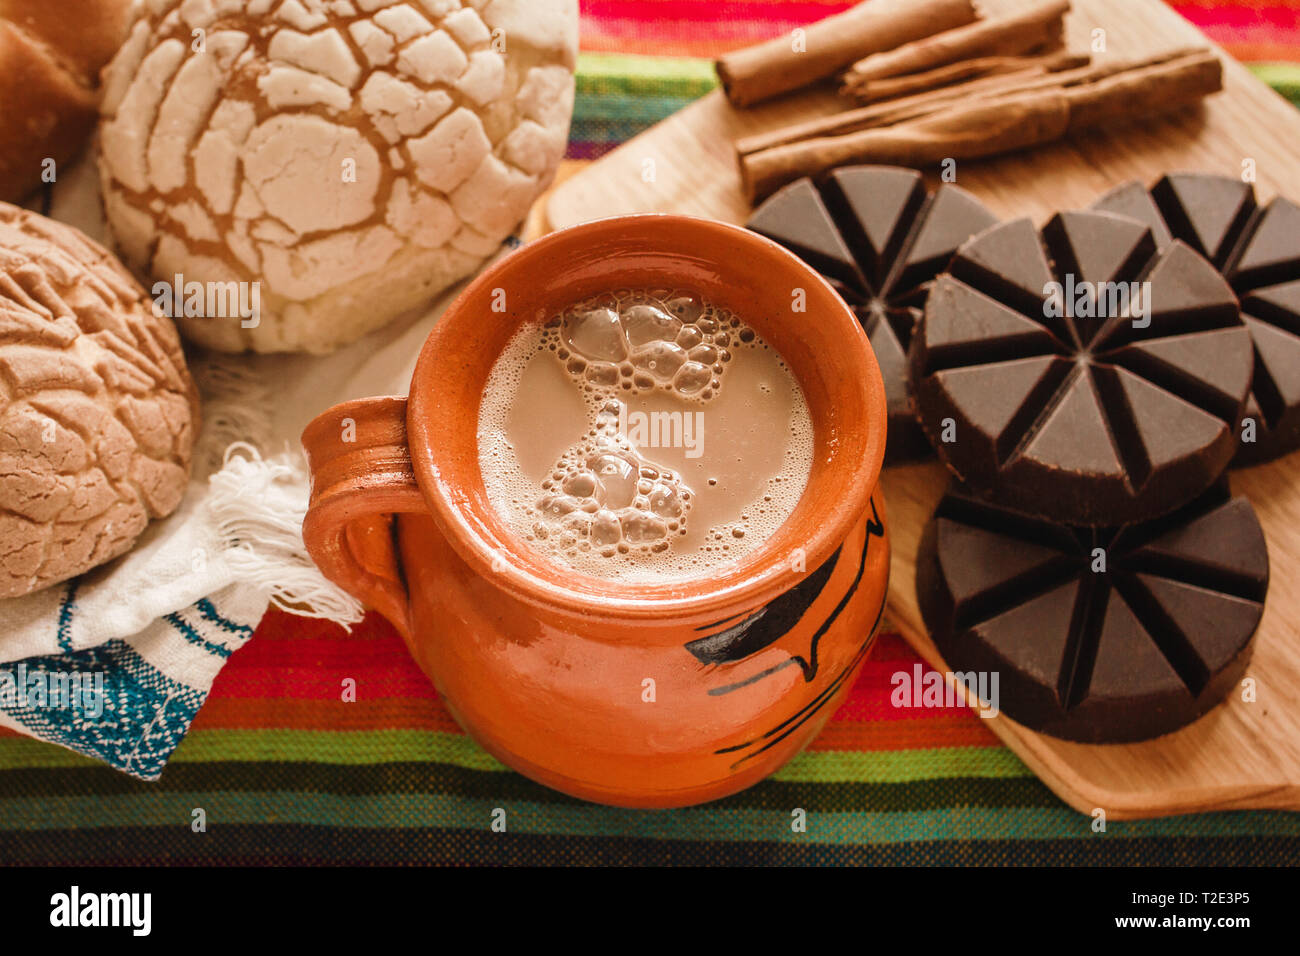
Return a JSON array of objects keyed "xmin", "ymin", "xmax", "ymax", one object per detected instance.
[
  {"xmin": 0, "ymin": 202, "xmax": 198, "ymax": 598},
  {"xmin": 98, "ymin": 0, "xmax": 577, "ymax": 354}
]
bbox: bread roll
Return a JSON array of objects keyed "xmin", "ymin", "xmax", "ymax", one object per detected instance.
[
  {"xmin": 0, "ymin": 201, "xmax": 198, "ymax": 598},
  {"xmin": 98, "ymin": 0, "xmax": 578, "ymax": 354},
  {"xmin": 0, "ymin": 0, "xmax": 133, "ymax": 202}
]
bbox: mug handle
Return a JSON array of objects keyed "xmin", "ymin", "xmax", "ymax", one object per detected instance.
[{"xmin": 301, "ymin": 396, "xmax": 427, "ymax": 640}]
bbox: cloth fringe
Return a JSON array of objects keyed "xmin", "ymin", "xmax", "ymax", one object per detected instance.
[
  {"xmin": 206, "ymin": 443, "xmax": 366, "ymax": 629},
  {"xmin": 192, "ymin": 354, "xmax": 365, "ymax": 629},
  {"xmin": 190, "ymin": 356, "xmax": 278, "ymax": 478}
]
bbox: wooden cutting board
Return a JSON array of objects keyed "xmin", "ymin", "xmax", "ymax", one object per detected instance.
[{"xmin": 544, "ymin": 0, "xmax": 1300, "ymax": 819}]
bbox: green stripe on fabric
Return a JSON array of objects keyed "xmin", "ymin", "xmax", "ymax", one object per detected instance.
[
  {"xmin": 575, "ymin": 53, "xmax": 1300, "ymax": 112},
  {"xmin": 3, "ymin": 792, "xmax": 1299, "ymax": 843},
  {"xmin": 0, "ymin": 738, "xmax": 113, "ymax": 769},
  {"xmin": 0, "ymin": 729, "xmax": 1028, "ymax": 783},
  {"xmin": 572, "ymin": 96, "xmax": 701, "ymax": 138},
  {"xmin": 176, "ymin": 729, "xmax": 508, "ymax": 771},
  {"xmin": 773, "ymin": 746, "xmax": 1031, "ymax": 782},
  {"xmin": 0, "ymin": 730, "xmax": 492, "ymax": 771},
  {"xmin": 577, "ymin": 53, "xmax": 722, "ymax": 143},
  {"xmin": 576, "ymin": 52, "xmax": 717, "ymax": 98},
  {"xmin": 1250, "ymin": 62, "xmax": 1300, "ymax": 105},
  {"xmin": 0, "ymin": 762, "xmax": 1058, "ymax": 813},
  {"xmin": 573, "ymin": 53, "xmax": 718, "ymax": 142},
  {"xmin": 572, "ymin": 55, "xmax": 1300, "ymax": 137}
]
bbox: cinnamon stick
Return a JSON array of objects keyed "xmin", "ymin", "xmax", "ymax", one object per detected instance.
[
  {"xmin": 715, "ymin": 0, "xmax": 978, "ymax": 108},
  {"xmin": 737, "ymin": 47, "xmax": 1203, "ymax": 157},
  {"xmin": 741, "ymin": 49, "xmax": 1223, "ymax": 202},
  {"xmin": 743, "ymin": 92, "xmax": 1072, "ymax": 201},
  {"xmin": 1063, "ymin": 49, "xmax": 1222, "ymax": 130},
  {"xmin": 841, "ymin": 0, "xmax": 1071, "ymax": 93},
  {"xmin": 738, "ymin": 58, "xmax": 1077, "ymax": 156},
  {"xmin": 849, "ymin": 49, "xmax": 1088, "ymax": 103}
]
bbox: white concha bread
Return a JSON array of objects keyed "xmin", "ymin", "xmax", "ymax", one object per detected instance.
[
  {"xmin": 0, "ymin": 202, "xmax": 199, "ymax": 599},
  {"xmin": 0, "ymin": 0, "xmax": 134, "ymax": 203},
  {"xmin": 97, "ymin": 0, "xmax": 579, "ymax": 354}
]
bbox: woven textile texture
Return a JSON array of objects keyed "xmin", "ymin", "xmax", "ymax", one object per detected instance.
[{"xmin": 2, "ymin": 0, "xmax": 1299, "ymax": 866}]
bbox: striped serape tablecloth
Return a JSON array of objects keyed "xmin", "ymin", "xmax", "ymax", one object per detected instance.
[{"xmin": 2, "ymin": 0, "xmax": 1299, "ymax": 866}]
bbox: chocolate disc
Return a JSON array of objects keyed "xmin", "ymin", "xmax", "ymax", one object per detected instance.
[
  {"xmin": 910, "ymin": 210, "xmax": 1253, "ymax": 526},
  {"xmin": 1094, "ymin": 173, "xmax": 1300, "ymax": 466},
  {"xmin": 747, "ymin": 166, "xmax": 998, "ymax": 462},
  {"xmin": 917, "ymin": 481, "xmax": 1268, "ymax": 743}
]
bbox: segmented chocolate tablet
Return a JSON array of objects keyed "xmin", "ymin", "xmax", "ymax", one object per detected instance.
[
  {"xmin": 1094, "ymin": 173, "xmax": 1300, "ymax": 466},
  {"xmin": 916, "ymin": 481, "xmax": 1267, "ymax": 743},
  {"xmin": 747, "ymin": 166, "xmax": 998, "ymax": 462},
  {"xmin": 910, "ymin": 210, "xmax": 1253, "ymax": 526}
]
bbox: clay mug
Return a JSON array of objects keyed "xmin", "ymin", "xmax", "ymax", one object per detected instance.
[{"xmin": 301, "ymin": 215, "xmax": 890, "ymax": 808}]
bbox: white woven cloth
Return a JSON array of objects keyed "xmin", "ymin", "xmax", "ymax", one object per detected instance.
[
  {"xmin": 0, "ymin": 155, "xmax": 475, "ymax": 777},
  {"xmin": 0, "ymin": 354, "xmax": 366, "ymax": 778}
]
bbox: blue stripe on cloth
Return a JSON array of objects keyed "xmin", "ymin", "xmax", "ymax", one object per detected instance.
[
  {"xmin": 164, "ymin": 611, "xmax": 235, "ymax": 660},
  {"xmin": 0, "ymin": 640, "xmax": 206, "ymax": 780},
  {"xmin": 196, "ymin": 598, "xmax": 255, "ymax": 639},
  {"xmin": 56, "ymin": 580, "xmax": 79, "ymax": 653}
]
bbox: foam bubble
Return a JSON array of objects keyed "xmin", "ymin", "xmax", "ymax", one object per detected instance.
[
  {"xmin": 554, "ymin": 290, "xmax": 748, "ymax": 404},
  {"xmin": 477, "ymin": 289, "xmax": 815, "ymax": 582}
]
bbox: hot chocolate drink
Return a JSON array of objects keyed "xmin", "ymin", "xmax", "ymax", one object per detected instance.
[{"xmin": 478, "ymin": 289, "xmax": 814, "ymax": 581}]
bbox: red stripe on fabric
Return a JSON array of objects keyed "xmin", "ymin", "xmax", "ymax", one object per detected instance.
[
  {"xmin": 209, "ymin": 670, "xmax": 437, "ymax": 700},
  {"xmin": 208, "ymin": 610, "xmax": 983, "ymax": 738},
  {"xmin": 221, "ymin": 633, "xmax": 420, "ymax": 670},
  {"xmin": 224, "ymin": 616, "xmax": 943, "ymax": 708},
  {"xmin": 210, "ymin": 666, "xmax": 437, "ymax": 701},
  {"xmin": 582, "ymin": 0, "xmax": 851, "ymax": 24},
  {"xmin": 208, "ymin": 610, "xmax": 436, "ymax": 699},
  {"xmin": 579, "ymin": 0, "xmax": 1300, "ymax": 34},
  {"xmin": 577, "ymin": 2, "xmax": 1300, "ymax": 58},
  {"xmin": 862, "ymin": 631, "xmax": 928, "ymax": 661},
  {"xmin": 809, "ymin": 716, "xmax": 1000, "ymax": 750},
  {"xmin": 189, "ymin": 696, "xmax": 462, "ymax": 733},
  {"xmin": 1172, "ymin": 3, "xmax": 1300, "ymax": 31},
  {"xmin": 187, "ymin": 697, "xmax": 997, "ymax": 748},
  {"xmin": 580, "ymin": 23, "xmax": 794, "ymax": 54},
  {"xmin": 578, "ymin": 0, "xmax": 856, "ymax": 53}
]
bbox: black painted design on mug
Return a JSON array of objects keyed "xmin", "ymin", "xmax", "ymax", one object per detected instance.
[
  {"xmin": 685, "ymin": 549, "xmax": 840, "ymax": 668},
  {"xmin": 693, "ymin": 497, "xmax": 884, "ymax": 709},
  {"xmin": 714, "ymin": 498, "xmax": 887, "ymax": 767}
]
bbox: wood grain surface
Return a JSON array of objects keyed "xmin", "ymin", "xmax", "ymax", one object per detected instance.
[{"xmin": 543, "ymin": 0, "xmax": 1300, "ymax": 818}]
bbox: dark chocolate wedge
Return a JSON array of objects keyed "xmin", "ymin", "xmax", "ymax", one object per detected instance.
[
  {"xmin": 916, "ymin": 481, "xmax": 1268, "ymax": 743},
  {"xmin": 747, "ymin": 165, "xmax": 998, "ymax": 463},
  {"xmin": 1093, "ymin": 173, "xmax": 1300, "ymax": 464},
  {"xmin": 911, "ymin": 211, "xmax": 1252, "ymax": 526},
  {"xmin": 746, "ymin": 178, "xmax": 864, "ymax": 293}
]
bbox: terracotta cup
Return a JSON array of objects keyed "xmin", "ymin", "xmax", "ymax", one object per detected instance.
[{"xmin": 302, "ymin": 215, "xmax": 890, "ymax": 808}]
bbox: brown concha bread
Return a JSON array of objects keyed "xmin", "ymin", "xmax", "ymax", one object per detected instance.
[
  {"xmin": 0, "ymin": 201, "xmax": 199, "ymax": 599},
  {"xmin": 0, "ymin": 0, "xmax": 134, "ymax": 203}
]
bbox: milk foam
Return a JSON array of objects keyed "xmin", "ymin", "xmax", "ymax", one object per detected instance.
[{"xmin": 477, "ymin": 290, "xmax": 814, "ymax": 582}]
